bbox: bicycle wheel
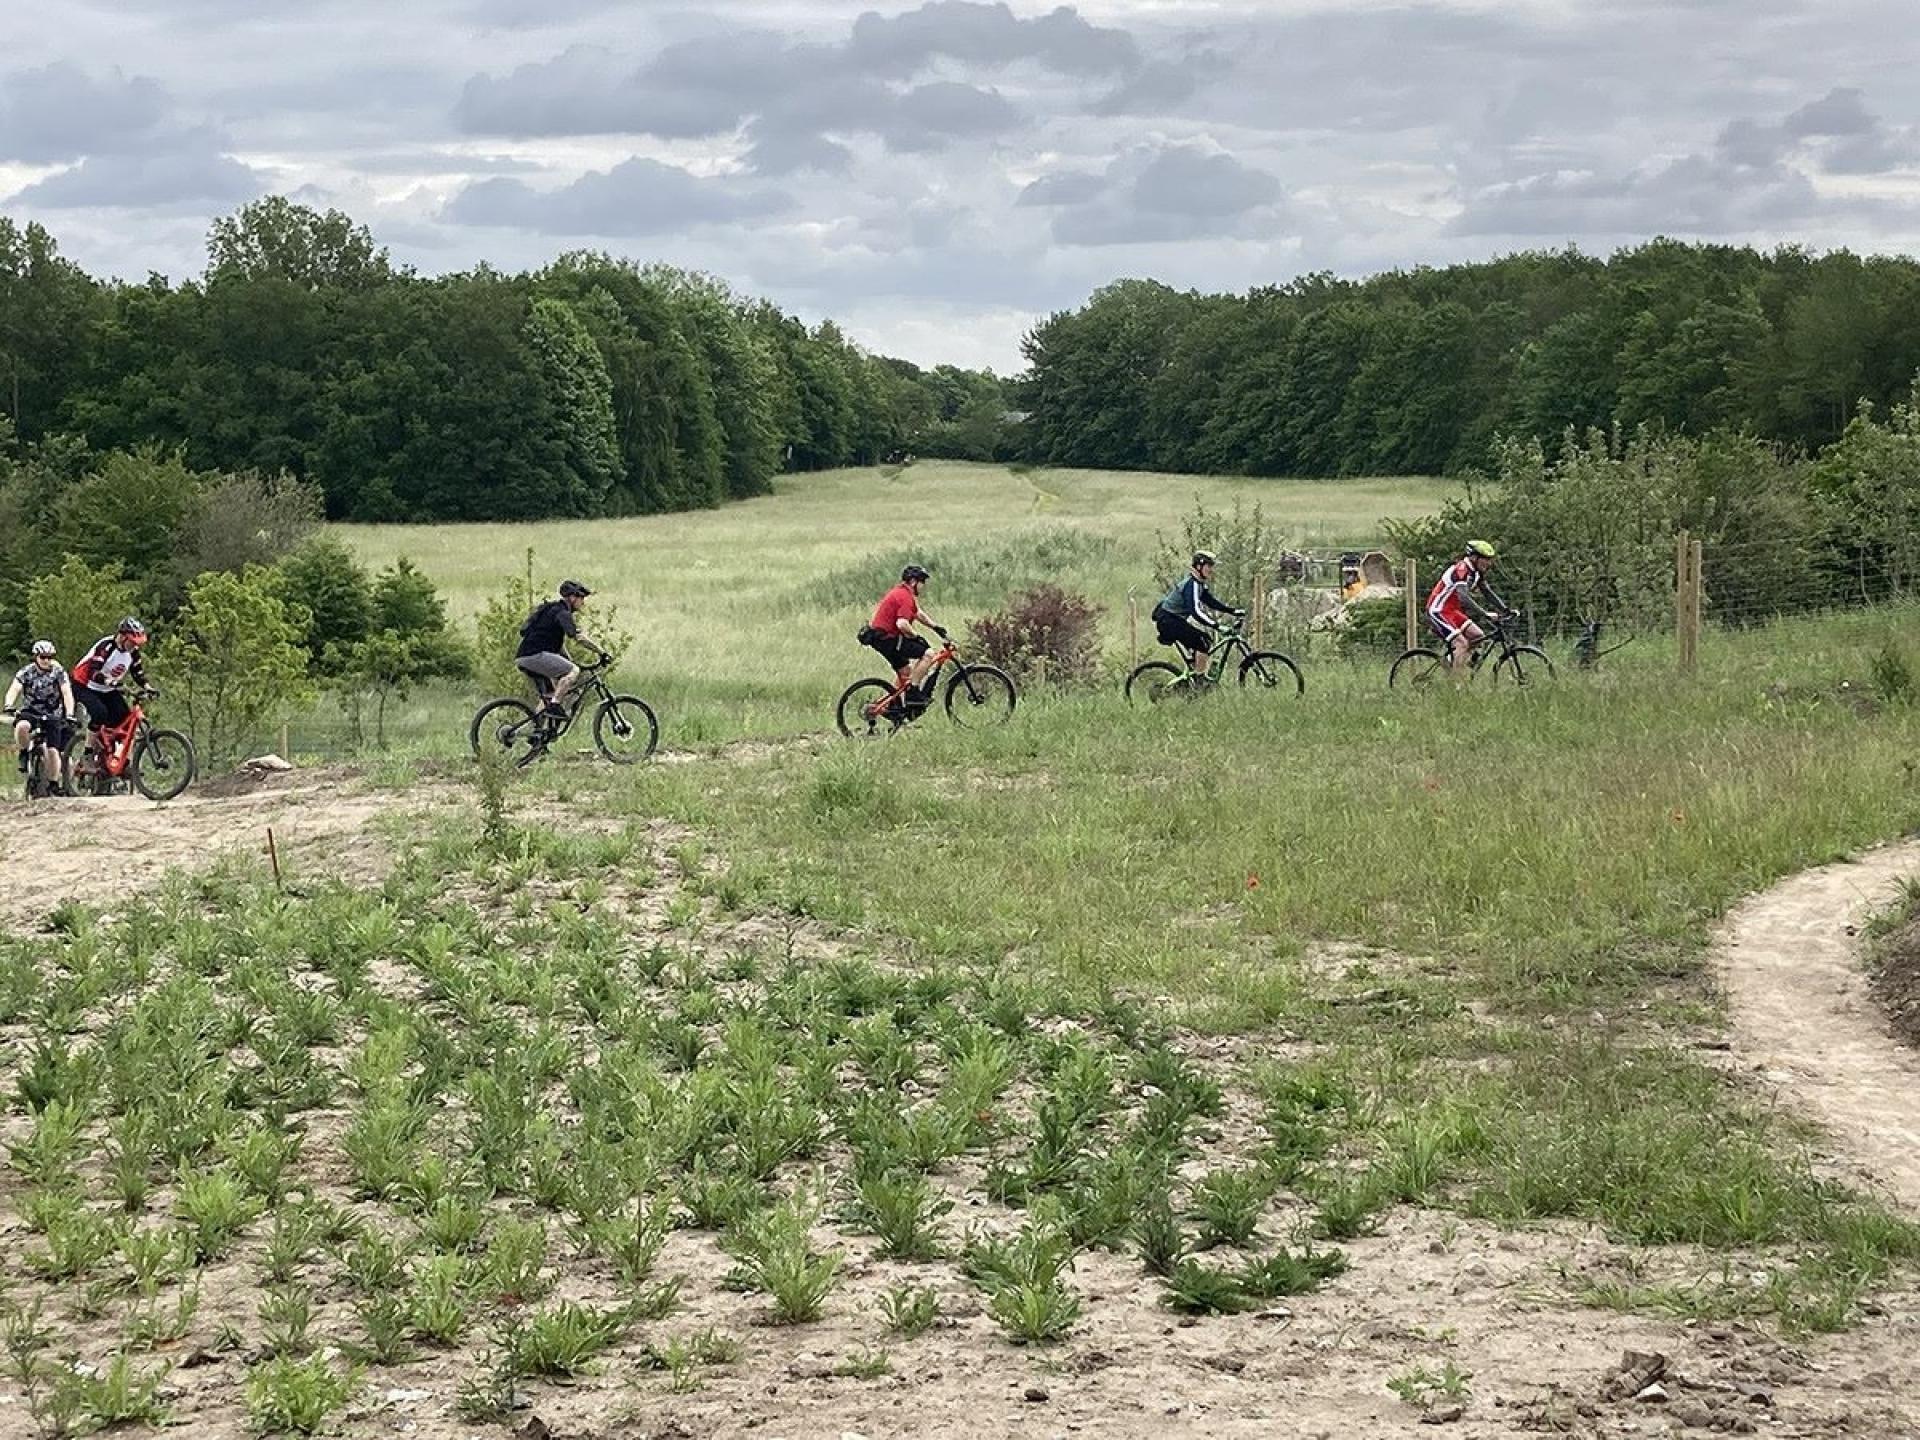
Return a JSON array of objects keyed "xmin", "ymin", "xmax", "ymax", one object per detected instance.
[
  {"xmin": 945, "ymin": 665, "xmax": 1016, "ymax": 728},
  {"xmin": 23, "ymin": 747, "xmax": 43, "ymax": 801},
  {"xmin": 1388, "ymin": 648, "xmax": 1451, "ymax": 690},
  {"xmin": 1124, "ymin": 660, "xmax": 1189, "ymax": 705},
  {"xmin": 1492, "ymin": 646, "xmax": 1555, "ymax": 687},
  {"xmin": 132, "ymin": 729, "xmax": 196, "ymax": 802},
  {"xmin": 593, "ymin": 695, "xmax": 658, "ymax": 763},
  {"xmin": 837, "ymin": 678, "xmax": 902, "ymax": 738},
  {"xmin": 470, "ymin": 698, "xmax": 545, "ymax": 767},
  {"xmin": 1238, "ymin": 650, "xmax": 1305, "ymax": 696}
]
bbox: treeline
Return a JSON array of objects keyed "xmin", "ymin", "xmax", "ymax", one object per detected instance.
[
  {"xmin": 1019, "ymin": 243, "xmax": 1920, "ymax": 477},
  {"xmin": 0, "ymin": 198, "xmax": 1012, "ymax": 522}
]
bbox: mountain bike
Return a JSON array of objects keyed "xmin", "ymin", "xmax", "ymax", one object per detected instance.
[
  {"xmin": 72, "ymin": 691, "xmax": 197, "ymax": 800},
  {"xmin": 6, "ymin": 712, "xmax": 72, "ymax": 800},
  {"xmin": 470, "ymin": 655, "xmax": 658, "ymax": 768},
  {"xmin": 1123, "ymin": 618, "xmax": 1305, "ymax": 704},
  {"xmin": 836, "ymin": 634, "xmax": 1016, "ymax": 738},
  {"xmin": 1388, "ymin": 613, "xmax": 1553, "ymax": 689}
]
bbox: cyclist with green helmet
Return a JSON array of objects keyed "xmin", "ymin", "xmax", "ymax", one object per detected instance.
[{"xmin": 1425, "ymin": 540, "xmax": 1513, "ymax": 669}]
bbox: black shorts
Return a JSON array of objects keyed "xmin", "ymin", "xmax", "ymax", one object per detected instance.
[
  {"xmin": 75, "ymin": 688, "xmax": 129, "ymax": 733},
  {"xmin": 19, "ymin": 712, "xmax": 72, "ymax": 752},
  {"xmin": 1154, "ymin": 613, "xmax": 1211, "ymax": 654},
  {"xmin": 868, "ymin": 633, "xmax": 929, "ymax": 674}
]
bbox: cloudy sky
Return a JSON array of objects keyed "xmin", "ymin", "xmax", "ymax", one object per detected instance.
[{"xmin": 4, "ymin": 0, "xmax": 1918, "ymax": 371}]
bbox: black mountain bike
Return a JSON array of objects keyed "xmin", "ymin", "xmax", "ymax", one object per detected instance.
[
  {"xmin": 469, "ymin": 656, "xmax": 658, "ymax": 767},
  {"xmin": 1388, "ymin": 613, "xmax": 1554, "ymax": 689},
  {"xmin": 8, "ymin": 713, "xmax": 70, "ymax": 800},
  {"xmin": 1123, "ymin": 618, "xmax": 1305, "ymax": 704}
]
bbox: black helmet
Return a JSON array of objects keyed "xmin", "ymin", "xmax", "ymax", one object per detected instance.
[
  {"xmin": 1192, "ymin": 550, "xmax": 1217, "ymax": 568},
  {"xmin": 559, "ymin": 579, "xmax": 591, "ymax": 599},
  {"xmin": 117, "ymin": 616, "xmax": 146, "ymax": 636},
  {"xmin": 901, "ymin": 564, "xmax": 929, "ymax": 583}
]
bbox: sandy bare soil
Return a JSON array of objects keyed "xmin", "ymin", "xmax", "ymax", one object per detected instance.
[
  {"xmin": 0, "ymin": 769, "xmax": 425, "ymax": 931},
  {"xmin": 1715, "ymin": 839, "xmax": 1920, "ymax": 1212}
]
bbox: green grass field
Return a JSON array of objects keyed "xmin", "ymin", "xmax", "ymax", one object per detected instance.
[{"xmin": 335, "ymin": 462, "xmax": 1446, "ymax": 746}]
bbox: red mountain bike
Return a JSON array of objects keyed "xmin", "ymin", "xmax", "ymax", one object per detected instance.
[
  {"xmin": 73, "ymin": 690, "xmax": 198, "ymax": 800},
  {"xmin": 835, "ymin": 637, "xmax": 1016, "ymax": 738}
]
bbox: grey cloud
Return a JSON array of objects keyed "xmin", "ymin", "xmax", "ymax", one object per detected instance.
[
  {"xmin": 743, "ymin": 124, "xmax": 856, "ymax": 177},
  {"xmin": 1713, "ymin": 88, "xmax": 1919, "ymax": 176},
  {"xmin": 1449, "ymin": 154, "xmax": 1822, "ymax": 238},
  {"xmin": 444, "ymin": 156, "xmax": 792, "ymax": 236},
  {"xmin": 887, "ymin": 82, "xmax": 1022, "ymax": 150},
  {"xmin": 0, "ymin": 62, "xmax": 169, "ymax": 163},
  {"xmin": 1017, "ymin": 170, "xmax": 1105, "ymax": 206},
  {"xmin": 1783, "ymin": 87, "xmax": 1877, "ymax": 138},
  {"xmin": 1087, "ymin": 54, "xmax": 1220, "ymax": 118},
  {"xmin": 844, "ymin": 2, "xmax": 1138, "ymax": 78},
  {"xmin": 1133, "ymin": 145, "xmax": 1280, "ymax": 217},
  {"xmin": 1030, "ymin": 141, "xmax": 1284, "ymax": 246},
  {"xmin": 15, "ymin": 137, "xmax": 264, "ymax": 210}
]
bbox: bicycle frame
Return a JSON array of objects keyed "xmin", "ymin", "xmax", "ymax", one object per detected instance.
[
  {"xmin": 85, "ymin": 702, "xmax": 149, "ymax": 778},
  {"xmin": 1175, "ymin": 623, "xmax": 1253, "ymax": 683},
  {"xmin": 524, "ymin": 661, "xmax": 614, "ymax": 739},
  {"xmin": 870, "ymin": 641, "xmax": 959, "ymax": 708}
]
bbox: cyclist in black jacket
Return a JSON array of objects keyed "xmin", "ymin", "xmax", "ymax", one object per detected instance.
[
  {"xmin": 1150, "ymin": 551, "xmax": 1244, "ymax": 676},
  {"xmin": 516, "ymin": 580, "xmax": 608, "ymax": 715}
]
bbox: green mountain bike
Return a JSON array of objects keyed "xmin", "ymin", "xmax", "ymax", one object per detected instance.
[{"xmin": 1123, "ymin": 619, "xmax": 1304, "ymax": 704}]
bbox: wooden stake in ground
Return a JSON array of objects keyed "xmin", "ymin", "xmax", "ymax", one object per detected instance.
[
  {"xmin": 1128, "ymin": 592, "xmax": 1139, "ymax": 668},
  {"xmin": 1676, "ymin": 530, "xmax": 1701, "ymax": 674},
  {"xmin": 1404, "ymin": 561, "xmax": 1419, "ymax": 652},
  {"xmin": 265, "ymin": 827, "xmax": 282, "ymax": 890},
  {"xmin": 1251, "ymin": 579, "xmax": 1266, "ymax": 651}
]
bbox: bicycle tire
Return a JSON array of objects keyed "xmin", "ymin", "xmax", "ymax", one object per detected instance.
[
  {"xmin": 945, "ymin": 665, "xmax": 1016, "ymax": 728},
  {"xmin": 1238, "ymin": 650, "xmax": 1305, "ymax": 696},
  {"xmin": 836, "ymin": 678, "xmax": 903, "ymax": 738},
  {"xmin": 1124, "ymin": 660, "xmax": 1189, "ymax": 705},
  {"xmin": 1492, "ymin": 645, "xmax": 1555, "ymax": 687},
  {"xmin": 132, "ymin": 729, "xmax": 196, "ymax": 802},
  {"xmin": 1388, "ymin": 648, "xmax": 1451, "ymax": 690},
  {"xmin": 592, "ymin": 694, "xmax": 659, "ymax": 764},
  {"xmin": 470, "ymin": 698, "xmax": 546, "ymax": 767}
]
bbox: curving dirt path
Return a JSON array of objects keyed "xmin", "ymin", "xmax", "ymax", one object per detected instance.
[{"xmin": 1717, "ymin": 838, "xmax": 1920, "ymax": 1211}]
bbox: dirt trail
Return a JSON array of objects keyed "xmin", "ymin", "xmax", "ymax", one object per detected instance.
[
  {"xmin": 1717, "ymin": 838, "xmax": 1920, "ymax": 1211},
  {"xmin": 0, "ymin": 772, "xmax": 423, "ymax": 928}
]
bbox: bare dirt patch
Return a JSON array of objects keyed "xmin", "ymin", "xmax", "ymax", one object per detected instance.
[
  {"xmin": 1870, "ymin": 914, "xmax": 1920, "ymax": 1051},
  {"xmin": 1716, "ymin": 839, "xmax": 1920, "ymax": 1211},
  {"xmin": 0, "ymin": 768, "xmax": 440, "ymax": 929}
]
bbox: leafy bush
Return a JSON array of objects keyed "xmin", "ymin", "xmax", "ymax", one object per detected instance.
[
  {"xmin": 162, "ymin": 565, "xmax": 315, "ymax": 763},
  {"xmin": 25, "ymin": 554, "xmax": 141, "ymax": 664},
  {"xmin": 968, "ymin": 584, "xmax": 1103, "ymax": 687},
  {"xmin": 1152, "ymin": 496, "xmax": 1291, "ymax": 612},
  {"xmin": 275, "ymin": 536, "xmax": 373, "ymax": 668},
  {"xmin": 172, "ymin": 470, "xmax": 320, "ymax": 592}
]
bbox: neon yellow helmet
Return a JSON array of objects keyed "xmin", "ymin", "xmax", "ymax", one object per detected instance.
[{"xmin": 1466, "ymin": 540, "xmax": 1497, "ymax": 559}]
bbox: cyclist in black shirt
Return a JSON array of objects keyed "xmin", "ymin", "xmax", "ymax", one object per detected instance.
[
  {"xmin": 5, "ymin": 641, "xmax": 77, "ymax": 789},
  {"xmin": 515, "ymin": 579, "xmax": 608, "ymax": 715}
]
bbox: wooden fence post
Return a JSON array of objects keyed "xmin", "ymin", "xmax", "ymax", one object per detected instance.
[
  {"xmin": 1688, "ymin": 537, "xmax": 1704, "ymax": 670},
  {"xmin": 1403, "ymin": 561, "xmax": 1418, "ymax": 651},
  {"xmin": 278, "ymin": 720, "xmax": 290, "ymax": 762},
  {"xmin": 1675, "ymin": 530, "xmax": 1700, "ymax": 674},
  {"xmin": 1128, "ymin": 591, "xmax": 1139, "ymax": 668},
  {"xmin": 1251, "ymin": 579, "xmax": 1266, "ymax": 651}
]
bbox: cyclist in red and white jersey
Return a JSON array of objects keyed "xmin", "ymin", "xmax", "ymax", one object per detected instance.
[
  {"xmin": 1425, "ymin": 542, "xmax": 1513, "ymax": 669},
  {"xmin": 71, "ymin": 618, "xmax": 152, "ymax": 744}
]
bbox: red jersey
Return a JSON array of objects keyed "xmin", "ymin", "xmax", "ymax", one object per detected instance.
[{"xmin": 871, "ymin": 583, "xmax": 920, "ymax": 636}]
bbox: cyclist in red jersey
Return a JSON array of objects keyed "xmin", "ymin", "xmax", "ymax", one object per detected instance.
[
  {"xmin": 1425, "ymin": 541, "xmax": 1513, "ymax": 669},
  {"xmin": 861, "ymin": 564, "xmax": 947, "ymax": 708},
  {"xmin": 71, "ymin": 618, "xmax": 152, "ymax": 749}
]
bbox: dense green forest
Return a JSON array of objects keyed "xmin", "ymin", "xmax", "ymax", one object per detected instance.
[
  {"xmin": 1019, "ymin": 244, "xmax": 1920, "ymax": 477},
  {"xmin": 0, "ymin": 198, "xmax": 1011, "ymax": 522}
]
